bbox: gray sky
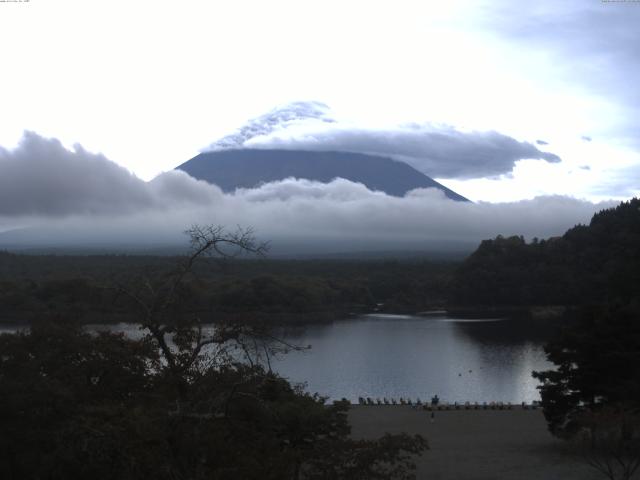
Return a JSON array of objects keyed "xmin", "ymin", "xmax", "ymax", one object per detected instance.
[
  {"xmin": 0, "ymin": 0, "xmax": 638, "ymax": 202},
  {"xmin": 0, "ymin": 0, "xmax": 638, "ymax": 250}
]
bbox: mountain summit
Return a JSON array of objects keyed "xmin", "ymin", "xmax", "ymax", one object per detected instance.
[{"xmin": 176, "ymin": 149, "xmax": 469, "ymax": 201}]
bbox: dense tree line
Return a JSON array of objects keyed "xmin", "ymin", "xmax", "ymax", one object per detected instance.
[
  {"xmin": 0, "ymin": 254, "xmax": 454, "ymax": 324},
  {"xmin": 450, "ymin": 198, "xmax": 640, "ymax": 307}
]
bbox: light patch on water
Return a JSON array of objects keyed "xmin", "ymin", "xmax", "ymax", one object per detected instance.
[{"xmin": 438, "ymin": 318, "xmax": 505, "ymax": 323}]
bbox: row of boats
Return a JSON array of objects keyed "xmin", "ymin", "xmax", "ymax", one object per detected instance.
[{"xmin": 355, "ymin": 397, "xmax": 541, "ymax": 410}]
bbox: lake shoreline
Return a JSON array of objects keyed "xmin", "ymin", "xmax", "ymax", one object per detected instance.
[{"xmin": 0, "ymin": 304, "xmax": 570, "ymax": 327}]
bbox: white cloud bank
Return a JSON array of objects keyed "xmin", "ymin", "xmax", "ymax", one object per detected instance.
[{"xmin": 0, "ymin": 132, "xmax": 617, "ymax": 254}]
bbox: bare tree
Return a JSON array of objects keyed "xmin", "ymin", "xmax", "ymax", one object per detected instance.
[{"xmin": 112, "ymin": 225, "xmax": 287, "ymax": 401}]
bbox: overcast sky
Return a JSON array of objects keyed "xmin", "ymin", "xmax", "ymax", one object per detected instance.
[
  {"xmin": 0, "ymin": 1, "xmax": 638, "ymax": 250},
  {"xmin": 1, "ymin": 0, "xmax": 639, "ymax": 202}
]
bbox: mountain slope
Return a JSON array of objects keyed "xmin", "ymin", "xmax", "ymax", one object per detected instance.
[
  {"xmin": 450, "ymin": 198, "xmax": 640, "ymax": 306},
  {"xmin": 176, "ymin": 149, "xmax": 469, "ymax": 201}
]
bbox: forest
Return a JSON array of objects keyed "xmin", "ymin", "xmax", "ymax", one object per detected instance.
[
  {"xmin": 0, "ymin": 252, "xmax": 455, "ymax": 325},
  {"xmin": 450, "ymin": 198, "xmax": 640, "ymax": 308}
]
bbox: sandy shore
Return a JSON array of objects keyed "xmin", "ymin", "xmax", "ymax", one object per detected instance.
[{"xmin": 348, "ymin": 406, "xmax": 614, "ymax": 480}]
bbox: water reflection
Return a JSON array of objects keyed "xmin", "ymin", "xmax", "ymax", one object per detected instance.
[
  {"xmin": 3, "ymin": 314, "xmax": 553, "ymax": 403},
  {"xmin": 272, "ymin": 314, "xmax": 552, "ymax": 403},
  {"xmin": 0, "ymin": 324, "xmax": 28, "ymax": 335}
]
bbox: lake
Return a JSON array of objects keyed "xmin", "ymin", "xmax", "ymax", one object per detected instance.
[
  {"xmin": 271, "ymin": 313, "xmax": 554, "ymax": 404},
  {"xmin": 1, "ymin": 313, "xmax": 555, "ymax": 404}
]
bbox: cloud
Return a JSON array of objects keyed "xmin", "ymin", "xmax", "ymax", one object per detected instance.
[
  {"xmin": 204, "ymin": 102, "xmax": 562, "ymax": 180},
  {"xmin": 0, "ymin": 132, "xmax": 614, "ymax": 254},
  {"xmin": 0, "ymin": 132, "xmax": 223, "ymax": 216},
  {"xmin": 207, "ymin": 101, "xmax": 335, "ymax": 150},
  {"xmin": 0, "ymin": 132, "xmax": 154, "ymax": 215},
  {"xmin": 245, "ymin": 123, "xmax": 561, "ymax": 180},
  {"xmin": 235, "ymin": 177, "xmax": 384, "ymax": 203}
]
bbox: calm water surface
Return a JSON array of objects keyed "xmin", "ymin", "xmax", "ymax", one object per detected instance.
[
  {"xmin": 2, "ymin": 313, "xmax": 554, "ymax": 403},
  {"xmin": 271, "ymin": 314, "xmax": 553, "ymax": 403}
]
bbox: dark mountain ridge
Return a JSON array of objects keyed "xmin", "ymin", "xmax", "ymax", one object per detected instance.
[{"xmin": 176, "ymin": 149, "xmax": 468, "ymax": 201}]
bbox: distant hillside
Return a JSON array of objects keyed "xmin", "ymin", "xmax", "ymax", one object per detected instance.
[
  {"xmin": 176, "ymin": 149, "xmax": 469, "ymax": 201},
  {"xmin": 450, "ymin": 198, "xmax": 640, "ymax": 306}
]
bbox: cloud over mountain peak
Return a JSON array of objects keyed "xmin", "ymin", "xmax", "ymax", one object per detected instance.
[
  {"xmin": 207, "ymin": 101, "xmax": 335, "ymax": 150},
  {"xmin": 205, "ymin": 101, "xmax": 562, "ymax": 180}
]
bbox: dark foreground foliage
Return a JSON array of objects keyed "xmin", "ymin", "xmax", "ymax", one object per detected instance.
[
  {"xmin": 533, "ymin": 305, "xmax": 640, "ymax": 480},
  {"xmin": 0, "ymin": 225, "xmax": 426, "ymax": 480},
  {"xmin": 533, "ymin": 305, "xmax": 640, "ymax": 436},
  {"xmin": 0, "ymin": 319, "xmax": 426, "ymax": 480}
]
